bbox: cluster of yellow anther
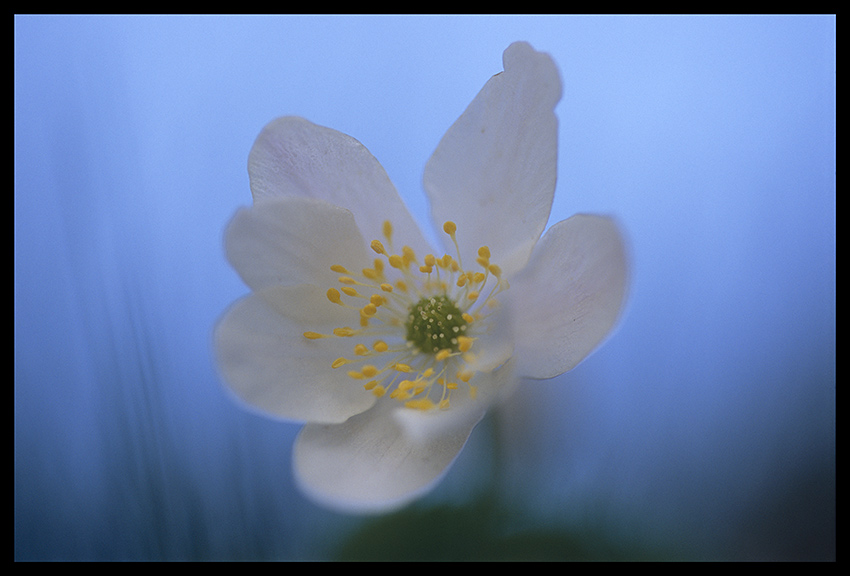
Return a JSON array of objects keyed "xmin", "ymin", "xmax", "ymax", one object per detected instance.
[{"xmin": 303, "ymin": 220, "xmax": 508, "ymax": 411}]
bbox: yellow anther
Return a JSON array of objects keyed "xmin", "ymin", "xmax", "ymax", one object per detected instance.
[
  {"xmin": 445, "ymin": 381, "xmax": 458, "ymax": 390},
  {"xmin": 361, "ymin": 365, "xmax": 378, "ymax": 378},
  {"xmin": 467, "ymin": 291, "xmax": 480, "ymax": 301},
  {"xmin": 462, "ymin": 313, "xmax": 475, "ymax": 324},
  {"xmin": 353, "ymin": 344, "xmax": 369, "ymax": 356},
  {"xmin": 457, "ymin": 369, "xmax": 474, "ymax": 382},
  {"xmin": 421, "ymin": 368, "xmax": 434, "ymax": 378},
  {"xmin": 382, "ymin": 220, "xmax": 393, "ymax": 242},
  {"xmin": 419, "ymin": 264, "xmax": 433, "ymax": 274},
  {"xmin": 370, "ymin": 239, "xmax": 386, "ymax": 255},
  {"xmin": 331, "ymin": 357, "xmax": 349, "ymax": 369},
  {"xmin": 372, "ymin": 385, "xmax": 386, "ymax": 397},
  {"xmin": 443, "ymin": 221, "xmax": 457, "ymax": 235},
  {"xmin": 341, "ymin": 286, "xmax": 358, "ymax": 297},
  {"xmin": 488, "ymin": 264, "xmax": 502, "ymax": 277},
  {"xmin": 402, "ymin": 246, "xmax": 416, "ymax": 266},
  {"xmin": 303, "ymin": 331, "xmax": 324, "ymax": 340},
  {"xmin": 390, "ymin": 389, "xmax": 412, "ymax": 400},
  {"xmin": 362, "ymin": 268, "xmax": 379, "ymax": 280},
  {"xmin": 363, "ymin": 380, "xmax": 378, "ymax": 391},
  {"xmin": 398, "ymin": 379, "xmax": 415, "ymax": 391},
  {"xmin": 457, "ymin": 336, "xmax": 473, "ymax": 352},
  {"xmin": 478, "ymin": 246, "xmax": 490, "ymax": 259},
  {"xmin": 440, "ymin": 254, "xmax": 453, "ymax": 268},
  {"xmin": 435, "ymin": 349, "xmax": 452, "ymax": 362},
  {"xmin": 347, "ymin": 370, "xmax": 364, "ymax": 380},
  {"xmin": 373, "ymin": 258, "xmax": 384, "ymax": 273},
  {"xmin": 476, "ymin": 256, "xmax": 490, "ymax": 267},
  {"xmin": 388, "ymin": 254, "xmax": 404, "ymax": 269},
  {"xmin": 373, "ymin": 340, "xmax": 388, "ymax": 352},
  {"xmin": 370, "ymin": 294, "xmax": 385, "ymax": 306},
  {"xmin": 394, "ymin": 363, "xmax": 412, "ymax": 373},
  {"xmin": 380, "ymin": 283, "xmax": 394, "ymax": 292},
  {"xmin": 424, "ymin": 254, "xmax": 436, "ymax": 267},
  {"xmin": 327, "ymin": 288, "xmax": 342, "ymax": 304},
  {"xmin": 473, "ymin": 272, "xmax": 486, "ymax": 283},
  {"xmin": 395, "ymin": 280, "xmax": 408, "ymax": 292},
  {"xmin": 333, "ymin": 327, "xmax": 355, "ymax": 337},
  {"xmin": 405, "ymin": 398, "xmax": 436, "ymax": 411},
  {"xmin": 456, "ymin": 274, "xmax": 468, "ymax": 287},
  {"xmin": 330, "ymin": 264, "xmax": 349, "ymax": 273},
  {"xmin": 439, "ymin": 399, "xmax": 451, "ymax": 410},
  {"xmin": 338, "ymin": 276, "xmax": 356, "ymax": 285},
  {"xmin": 361, "ymin": 303, "xmax": 377, "ymax": 316}
]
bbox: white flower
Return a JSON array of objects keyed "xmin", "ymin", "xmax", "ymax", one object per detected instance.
[{"xmin": 215, "ymin": 42, "xmax": 628, "ymax": 513}]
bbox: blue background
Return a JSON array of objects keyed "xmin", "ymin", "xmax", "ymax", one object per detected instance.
[{"xmin": 15, "ymin": 15, "xmax": 835, "ymax": 560}]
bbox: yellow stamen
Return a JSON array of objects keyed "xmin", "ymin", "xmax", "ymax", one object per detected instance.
[
  {"xmin": 331, "ymin": 357, "xmax": 349, "ymax": 369},
  {"xmin": 373, "ymin": 340, "xmax": 388, "ymax": 352},
  {"xmin": 371, "ymin": 239, "xmax": 386, "ymax": 255},
  {"xmin": 327, "ymin": 288, "xmax": 342, "ymax": 304},
  {"xmin": 405, "ymin": 398, "xmax": 436, "ymax": 411},
  {"xmin": 457, "ymin": 336, "xmax": 473, "ymax": 352},
  {"xmin": 303, "ymin": 331, "xmax": 324, "ymax": 340},
  {"xmin": 330, "ymin": 264, "xmax": 349, "ymax": 274}
]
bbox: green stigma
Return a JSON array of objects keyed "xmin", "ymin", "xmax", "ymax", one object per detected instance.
[{"xmin": 406, "ymin": 295, "xmax": 468, "ymax": 354}]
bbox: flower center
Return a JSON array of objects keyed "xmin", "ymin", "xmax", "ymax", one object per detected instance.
[
  {"xmin": 303, "ymin": 220, "xmax": 508, "ymax": 411},
  {"xmin": 406, "ymin": 295, "xmax": 468, "ymax": 354}
]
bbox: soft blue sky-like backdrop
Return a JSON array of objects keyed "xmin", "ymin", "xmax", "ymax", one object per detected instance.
[{"xmin": 15, "ymin": 15, "xmax": 834, "ymax": 560}]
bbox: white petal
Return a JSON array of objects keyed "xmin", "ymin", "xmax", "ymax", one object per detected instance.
[
  {"xmin": 224, "ymin": 196, "xmax": 369, "ymax": 292},
  {"xmin": 214, "ymin": 284, "xmax": 377, "ymax": 424},
  {"xmin": 248, "ymin": 116, "xmax": 432, "ymax": 256},
  {"xmin": 423, "ymin": 41, "xmax": 562, "ymax": 277},
  {"xmin": 510, "ymin": 214, "xmax": 629, "ymax": 379},
  {"xmin": 293, "ymin": 399, "xmax": 473, "ymax": 514}
]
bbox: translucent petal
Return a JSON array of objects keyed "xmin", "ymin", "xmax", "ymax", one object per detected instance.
[
  {"xmin": 248, "ymin": 116, "xmax": 431, "ymax": 256},
  {"xmin": 214, "ymin": 284, "xmax": 377, "ymax": 424},
  {"xmin": 510, "ymin": 215, "xmax": 629, "ymax": 379},
  {"xmin": 293, "ymin": 399, "xmax": 473, "ymax": 514},
  {"xmin": 423, "ymin": 41, "xmax": 562, "ymax": 277},
  {"xmin": 224, "ymin": 196, "xmax": 369, "ymax": 292}
]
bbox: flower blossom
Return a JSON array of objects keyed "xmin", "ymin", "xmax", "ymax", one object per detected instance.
[{"xmin": 215, "ymin": 42, "xmax": 628, "ymax": 513}]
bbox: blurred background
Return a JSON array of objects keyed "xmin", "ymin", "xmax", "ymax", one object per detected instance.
[{"xmin": 15, "ymin": 15, "xmax": 834, "ymax": 561}]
